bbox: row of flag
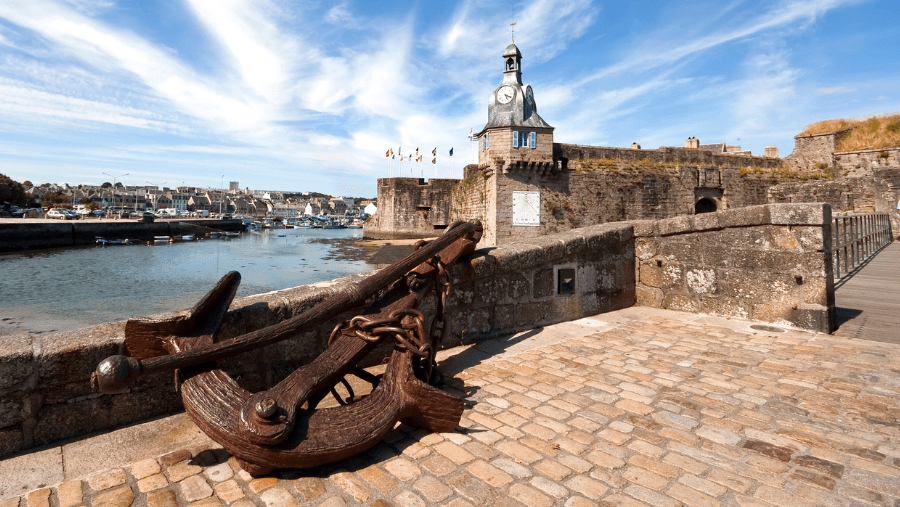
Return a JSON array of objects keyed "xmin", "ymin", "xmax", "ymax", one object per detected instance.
[{"xmin": 386, "ymin": 147, "xmax": 453, "ymax": 164}]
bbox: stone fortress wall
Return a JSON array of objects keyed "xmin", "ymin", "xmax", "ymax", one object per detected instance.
[
  {"xmin": 363, "ymin": 178, "xmax": 459, "ymax": 239},
  {"xmin": 370, "ymin": 129, "xmax": 900, "ymax": 243},
  {"xmin": 0, "ymin": 203, "xmax": 834, "ymax": 458}
]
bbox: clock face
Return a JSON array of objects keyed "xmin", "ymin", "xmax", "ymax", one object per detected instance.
[{"xmin": 497, "ymin": 85, "xmax": 515, "ymax": 104}]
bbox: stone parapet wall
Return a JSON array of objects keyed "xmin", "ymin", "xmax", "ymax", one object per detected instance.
[
  {"xmin": 834, "ymin": 148, "xmax": 900, "ymax": 178},
  {"xmin": 633, "ymin": 203, "xmax": 835, "ymax": 332},
  {"xmin": 0, "ymin": 204, "xmax": 835, "ymax": 457},
  {"xmin": 448, "ymin": 223, "xmax": 636, "ymax": 340}
]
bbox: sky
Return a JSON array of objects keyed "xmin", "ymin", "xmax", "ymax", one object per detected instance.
[{"xmin": 0, "ymin": 0, "xmax": 897, "ymax": 198}]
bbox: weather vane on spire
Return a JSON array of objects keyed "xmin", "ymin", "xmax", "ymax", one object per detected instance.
[{"xmin": 510, "ymin": 21, "xmax": 516, "ymax": 43}]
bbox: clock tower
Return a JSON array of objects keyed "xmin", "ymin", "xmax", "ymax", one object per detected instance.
[
  {"xmin": 478, "ymin": 42, "xmax": 554, "ymax": 170},
  {"xmin": 474, "ymin": 41, "xmax": 557, "ymax": 246}
]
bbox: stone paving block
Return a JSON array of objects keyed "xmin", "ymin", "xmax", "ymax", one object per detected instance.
[
  {"xmin": 496, "ymin": 441, "xmax": 542, "ymax": 464},
  {"xmin": 147, "ymin": 489, "xmax": 179, "ymax": 507},
  {"xmin": 357, "ymin": 464, "xmax": 397, "ymax": 495},
  {"xmin": 433, "ymin": 441, "xmax": 475, "ymax": 464},
  {"xmin": 392, "ymin": 490, "xmax": 425, "ymax": 507},
  {"xmin": 160, "ymin": 450, "xmax": 192, "ymax": 466},
  {"xmin": 412, "ymin": 475, "xmax": 452, "ymax": 502},
  {"xmin": 329, "ymin": 472, "xmax": 370, "ymax": 503},
  {"xmin": 130, "ymin": 459, "xmax": 162, "ymax": 480},
  {"xmin": 91, "ymin": 486, "xmax": 134, "ymax": 507},
  {"xmin": 446, "ymin": 472, "xmax": 493, "ymax": 504},
  {"xmin": 25, "ymin": 490, "xmax": 48, "ymax": 507},
  {"xmin": 530, "ymin": 476, "xmax": 568, "ymax": 499},
  {"xmin": 258, "ymin": 487, "xmax": 297, "ymax": 507},
  {"xmin": 56, "ymin": 480, "xmax": 82, "ymax": 507},
  {"xmin": 465, "ymin": 460, "xmax": 513, "ymax": 487},
  {"xmin": 187, "ymin": 498, "xmax": 223, "ymax": 507},
  {"xmin": 443, "ymin": 499, "xmax": 475, "ymax": 507},
  {"xmin": 212, "ymin": 480, "xmax": 244, "ymax": 503},
  {"xmin": 706, "ymin": 468, "xmax": 753, "ymax": 494},
  {"xmin": 316, "ymin": 498, "xmax": 348, "ymax": 507},
  {"xmin": 622, "ymin": 465, "xmax": 669, "ymax": 491},
  {"xmin": 87, "ymin": 469, "xmax": 127, "ymax": 491},
  {"xmin": 202, "ymin": 463, "xmax": 233, "ymax": 483},
  {"xmin": 292, "ymin": 477, "xmax": 326, "ymax": 502},
  {"xmin": 564, "ymin": 475, "xmax": 608, "ymax": 501},
  {"xmin": 179, "ymin": 475, "xmax": 213, "ymax": 503},
  {"xmin": 167, "ymin": 463, "xmax": 202, "ymax": 483},
  {"xmin": 137, "ymin": 474, "xmax": 168, "ymax": 493},
  {"xmin": 383, "ymin": 458, "xmax": 422, "ymax": 481},
  {"xmin": 621, "ymin": 484, "xmax": 680, "ymax": 507},
  {"xmin": 585, "ymin": 450, "xmax": 625, "ymax": 470},
  {"xmin": 508, "ymin": 483, "xmax": 552, "ymax": 507}
]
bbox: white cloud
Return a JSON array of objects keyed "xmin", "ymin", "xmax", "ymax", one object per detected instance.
[{"xmin": 578, "ymin": 0, "xmax": 860, "ymax": 85}]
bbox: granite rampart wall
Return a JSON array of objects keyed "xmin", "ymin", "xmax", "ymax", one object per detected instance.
[
  {"xmin": 364, "ymin": 178, "xmax": 460, "ymax": 239},
  {"xmin": 766, "ymin": 169, "xmax": 900, "ymax": 239},
  {"xmin": 0, "ymin": 204, "xmax": 834, "ymax": 457}
]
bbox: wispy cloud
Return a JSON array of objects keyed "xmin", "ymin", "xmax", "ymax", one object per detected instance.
[{"xmin": 579, "ymin": 0, "xmax": 860, "ymax": 85}]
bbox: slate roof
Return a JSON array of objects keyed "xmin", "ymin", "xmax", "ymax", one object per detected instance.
[{"xmin": 699, "ymin": 142, "xmax": 726, "ymax": 153}]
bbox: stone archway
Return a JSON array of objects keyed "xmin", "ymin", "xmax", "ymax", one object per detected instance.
[{"xmin": 695, "ymin": 197, "xmax": 717, "ymax": 214}]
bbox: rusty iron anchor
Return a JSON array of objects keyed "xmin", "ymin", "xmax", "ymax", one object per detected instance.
[{"xmin": 92, "ymin": 220, "xmax": 482, "ymax": 475}]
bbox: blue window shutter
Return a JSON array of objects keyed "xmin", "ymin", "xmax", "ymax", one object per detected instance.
[
  {"xmin": 513, "ymin": 131, "xmax": 519, "ymax": 148},
  {"xmin": 486, "ymin": 133, "xmax": 489, "ymax": 150},
  {"xmin": 531, "ymin": 132, "xmax": 536, "ymax": 149}
]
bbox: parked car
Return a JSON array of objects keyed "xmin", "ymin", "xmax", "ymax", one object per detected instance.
[
  {"xmin": 139, "ymin": 211, "xmax": 156, "ymax": 223},
  {"xmin": 92, "ymin": 209, "xmax": 107, "ymax": 217},
  {"xmin": 47, "ymin": 208, "xmax": 71, "ymax": 220},
  {"xmin": 62, "ymin": 209, "xmax": 79, "ymax": 220}
]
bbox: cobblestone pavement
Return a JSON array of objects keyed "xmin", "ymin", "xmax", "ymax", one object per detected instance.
[{"xmin": 2, "ymin": 307, "xmax": 899, "ymax": 506}]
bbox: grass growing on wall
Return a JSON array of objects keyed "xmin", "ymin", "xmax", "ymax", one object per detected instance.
[
  {"xmin": 800, "ymin": 113, "xmax": 900, "ymax": 152},
  {"xmin": 739, "ymin": 165, "xmax": 834, "ymax": 181}
]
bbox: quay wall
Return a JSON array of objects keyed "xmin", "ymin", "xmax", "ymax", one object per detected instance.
[
  {"xmin": 0, "ymin": 220, "xmax": 244, "ymax": 252},
  {"xmin": 0, "ymin": 203, "xmax": 834, "ymax": 457}
]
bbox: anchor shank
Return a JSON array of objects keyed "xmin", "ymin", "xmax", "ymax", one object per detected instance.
[{"xmin": 135, "ymin": 221, "xmax": 480, "ymax": 378}]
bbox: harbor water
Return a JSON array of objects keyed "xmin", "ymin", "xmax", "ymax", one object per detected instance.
[{"xmin": 0, "ymin": 227, "xmax": 371, "ymax": 336}]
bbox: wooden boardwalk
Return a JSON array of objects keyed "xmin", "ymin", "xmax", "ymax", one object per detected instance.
[{"xmin": 833, "ymin": 240, "xmax": 900, "ymax": 343}]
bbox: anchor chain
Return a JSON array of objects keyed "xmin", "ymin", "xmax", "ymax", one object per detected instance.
[{"xmin": 324, "ymin": 255, "xmax": 453, "ymax": 404}]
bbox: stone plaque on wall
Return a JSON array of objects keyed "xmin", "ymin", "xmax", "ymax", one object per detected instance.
[{"xmin": 512, "ymin": 191, "xmax": 541, "ymax": 226}]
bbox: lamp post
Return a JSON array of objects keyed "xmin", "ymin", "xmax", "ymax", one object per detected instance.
[{"xmin": 102, "ymin": 172, "xmax": 128, "ymax": 216}]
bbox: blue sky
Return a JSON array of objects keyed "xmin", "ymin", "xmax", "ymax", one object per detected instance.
[{"xmin": 0, "ymin": 0, "xmax": 896, "ymax": 197}]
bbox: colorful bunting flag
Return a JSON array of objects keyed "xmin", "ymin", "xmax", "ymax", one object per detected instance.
[
  {"xmin": 432, "ymin": 158, "xmax": 436, "ymax": 164},
  {"xmin": 449, "ymin": 147, "xmax": 453, "ymax": 156},
  {"xmin": 431, "ymin": 147, "xmax": 436, "ymax": 156},
  {"xmin": 385, "ymin": 149, "xmax": 390, "ymax": 157}
]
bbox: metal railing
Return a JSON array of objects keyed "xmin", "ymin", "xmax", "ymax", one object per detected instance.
[{"xmin": 831, "ymin": 213, "xmax": 892, "ymax": 280}]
